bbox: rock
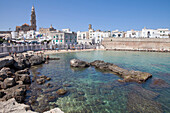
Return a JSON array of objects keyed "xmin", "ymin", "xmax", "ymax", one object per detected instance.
[
  {"xmin": 40, "ymin": 75, "xmax": 47, "ymax": 79},
  {"xmin": 76, "ymin": 96, "xmax": 87, "ymax": 101},
  {"xmin": 46, "ymin": 77, "xmax": 51, "ymax": 81},
  {"xmin": 49, "ymin": 58, "xmax": 60, "ymax": 60},
  {"xmin": 0, "ymin": 98, "xmax": 37, "ymax": 113},
  {"xmin": 36, "ymin": 78, "xmax": 46, "ymax": 85},
  {"xmin": 13, "ymin": 53, "xmax": 32, "ymax": 70},
  {"xmin": 63, "ymin": 84, "xmax": 71, "ymax": 87},
  {"xmin": 47, "ymin": 96, "xmax": 57, "ymax": 102},
  {"xmin": 35, "ymin": 72, "xmax": 41, "ymax": 75},
  {"xmin": 56, "ymin": 88, "xmax": 67, "ymax": 95},
  {"xmin": 78, "ymin": 91, "xmax": 85, "ymax": 95},
  {"xmin": 0, "ymin": 91, "xmax": 6, "ymax": 98},
  {"xmin": 150, "ymin": 78, "xmax": 170, "ymax": 89},
  {"xmin": 44, "ymin": 108, "xmax": 64, "ymax": 113},
  {"xmin": 2, "ymin": 84, "xmax": 27, "ymax": 102},
  {"xmin": 1, "ymin": 78, "xmax": 16, "ymax": 89},
  {"xmin": 15, "ymin": 68, "xmax": 30, "ymax": 75},
  {"xmin": 130, "ymin": 85, "xmax": 159, "ymax": 99},
  {"xmin": 29, "ymin": 55, "xmax": 45, "ymax": 66},
  {"xmin": 14, "ymin": 57, "xmax": 26, "ymax": 70},
  {"xmin": 14, "ymin": 88, "xmax": 26, "ymax": 103},
  {"xmin": 122, "ymin": 71, "xmax": 152, "ymax": 83},
  {"xmin": 0, "ymin": 56, "xmax": 14, "ymax": 69},
  {"xmin": 15, "ymin": 74, "xmax": 31, "ymax": 84},
  {"xmin": 0, "ymin": 67, "xmax": 13, "ymax": 81},
  {"xmin": 90, "ymin": 60, "xmax": 152, "ymax": 83},
  {"xmin": 117, "ymin": 79, "xmax": 124, "ymax": 82},
  {"xmin": 20, "ymin": 74, "xmax": 31, "ymax": 84},
  {"xmin": 127, "ymin": 92, "xmax": 163, "ymax": 113},
  {"xmin": 70, "ymin": 59, "xmax": 90, "ymax": 68}
]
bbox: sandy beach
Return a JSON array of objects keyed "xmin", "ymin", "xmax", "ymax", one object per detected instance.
[{"xmin": 41, "ymin": 49, "xmax": 105, "ymax": 55}]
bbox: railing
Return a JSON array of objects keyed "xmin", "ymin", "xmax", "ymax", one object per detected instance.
[{"xmin": 0, "ymin": 43, "xmax": 97, "ymax": 57}]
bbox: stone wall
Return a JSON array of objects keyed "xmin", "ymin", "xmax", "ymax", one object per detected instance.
[{"xmin": 102, "ymin": 38, "xmax": 170, "ymax": 51}]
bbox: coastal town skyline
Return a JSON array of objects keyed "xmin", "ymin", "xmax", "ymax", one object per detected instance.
[{"xmin": 0, "ymin": 0, "xmax": 170, "ymax": 31}]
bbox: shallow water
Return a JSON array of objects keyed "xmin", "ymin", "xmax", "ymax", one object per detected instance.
[{"xmin": 26, "ymin": 50, "xmax": 170, "ymax": 113}]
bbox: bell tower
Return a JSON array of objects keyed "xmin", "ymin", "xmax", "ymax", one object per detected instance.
[{"xmin": 30, "ymin": 5, "xmax": 36, "ymax": 31}]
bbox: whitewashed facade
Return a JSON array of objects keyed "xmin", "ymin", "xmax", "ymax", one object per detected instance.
[
  {"xmin": 126, "ymin": 30, "xmax": 142, "ymax": 38},
  {"xmin": 112, "ymin": 30, "xmax": 124, "ymax": 38},
  {"xmin": 50, "ymin": 30, "xmax": 77, "ymax": 45}
]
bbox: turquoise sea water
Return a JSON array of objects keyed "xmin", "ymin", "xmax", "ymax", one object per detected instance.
[{"xmin": 26, "ymin": 50, "xmax": 170, "ymax": 113}]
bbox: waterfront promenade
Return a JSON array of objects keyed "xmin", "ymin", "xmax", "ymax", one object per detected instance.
[{"xmin": 0, "ymin": 43, "xmax": 97, "ymax": 57}]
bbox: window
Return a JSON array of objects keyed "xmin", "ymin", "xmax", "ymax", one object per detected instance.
[
  {"xmin": 53, "ymin": 36, "xmax": 55, "ymax": 38},
  {"xmin": 60, "ymin": 40, "xmax": 62, "ymax": 42},
  {"xmin": 56, "ymin": 40, "xmax": 58, "ymax": 42},
  {"xmin": 160, "ymin": 31, "xmax": 162, "ymax": 33},
  {"xmin": 66, "ymin": 40, "xmax": 67, "ymax": 42},
  {"xmin": 56, "ymin": 35, "xmax": 58, "ymax": 38}
]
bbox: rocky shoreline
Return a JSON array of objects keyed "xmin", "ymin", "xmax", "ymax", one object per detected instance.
[
  {"xmin": 70, "ymin": 59, "xmax": 152, "ymax": 83},
  {"xmin": 0, "ymin": 51, "xmax": 63, "ymax": 113}
]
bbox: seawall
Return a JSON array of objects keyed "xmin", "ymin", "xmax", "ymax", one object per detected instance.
[{"xmin": 102, "ymin": 38, "xmax": 170, "ymax": 52}]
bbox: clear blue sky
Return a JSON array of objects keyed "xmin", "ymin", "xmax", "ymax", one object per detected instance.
[{"xmin": 0, "ymin": 0, "xmax": 170, "ymax": 32}]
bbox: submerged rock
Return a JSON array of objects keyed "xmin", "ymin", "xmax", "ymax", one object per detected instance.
[
  {"xmin": 127, "ymin": 92, "xmax": 163, "ymax": 113},
  {"xmin": 150, "ymin": 78, "xmax": 170, "ymax": 89},
  {"xmin": 130, "ymin": 85, "xmax": 159, "ymax": 99},
  {"xmin": 56, "ymin": 88, "xmax": 67, "ymax": 95},
  {"xmin": 36, "ymin": 78, "xmax": 46, "ymax": 85},
  {"xmin": 70, "ymin": 59, "xmax": 90, "ymax": 68}
]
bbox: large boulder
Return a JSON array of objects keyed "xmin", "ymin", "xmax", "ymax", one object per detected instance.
[
  {"xmin": 20, "ymin": 74, "xmax": 31, "ymax": 84},
  {"xmin": 1, "ymin": 78, "xmax": 16, "ymax": 89},
  {"xmin": 2, "ymin": 84, "xmax": 27, "ymax": 102},
  {"xmin": 0, "ymin": 67, "xmax": 14, "ymax": 81},
  {"xmin": 29, "ymin": 55, "xmax": 45, "ymax": 66},
  {"xmin": 0, "ymin": 56, "xmax": 14, "ymax": 69},
  {"xmin": 15, "ymin": 74, "xmax": 31, "ymax": 84},
  {"xmin": 13, "ymin": 53, "xmax": 31, "ymax": 70},
  {"xmin": 15, "ymin": 68, "xmax": 30, "ymax": 75},
  {"xmin": 70, "ymin": 59, "xmax": 90, "ymax": 68},
  {"xmin": 0, "ymin": 98, "xmax": 37, "ymax": 113},
  {"xmin": 14, "ymin": 88, "xmax": 26, "ymax": 103}
]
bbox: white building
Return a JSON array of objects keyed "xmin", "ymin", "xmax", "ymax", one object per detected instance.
[
  {"xmin": 50, "ymin": 30, "xmax": 77, "ymax": 45},
  {"xmin": 126, "ymin": 29, "xmax": 142, "ymax": 38},
  {"xmin": 77, "ymin": 24, "xmax": 111, "ymax": 44},
  {"xmin": 77, "ymin": 31, "xmax": 93, "ymax": 45},
  {"xmin": 157, "ymin": 29, "xmax": 170, "ymax": 38},
  {"xmin": 141, "ymin": 28, "xmax": 159, "ymax": 38},
  {"xmin": 112, "ymin": 30, "xmax": 124, "ymax": 38}
]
